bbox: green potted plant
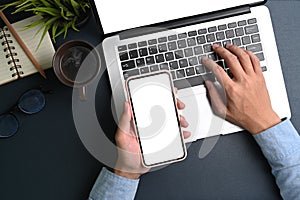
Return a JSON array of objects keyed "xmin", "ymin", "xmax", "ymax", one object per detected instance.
[{"xmin": 1, "ymin": 0, "xmax": 90, "ymax": 47}]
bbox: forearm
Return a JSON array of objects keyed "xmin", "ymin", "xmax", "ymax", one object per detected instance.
[
  {"xmin": 88, "ymin": 167, "xmax": 139, "ymax": 200},
  {"xmin": 253, "ymin": 119, "xmax": 300, "ymax": 200}
]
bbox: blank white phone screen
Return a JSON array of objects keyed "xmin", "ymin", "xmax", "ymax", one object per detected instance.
[{"xmin": 128, "ymin": 73, "xmax": 185, "ymax": 166}]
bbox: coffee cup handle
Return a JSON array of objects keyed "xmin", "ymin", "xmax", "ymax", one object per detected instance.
[{"xmin": 79, "ymin": 86, "xmax": 87, "ymax": 101}]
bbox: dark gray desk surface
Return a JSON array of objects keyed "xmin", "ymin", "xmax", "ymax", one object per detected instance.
[{"xmin": 0, "ymin": 1, "xmax": 299, "ymax": 199}]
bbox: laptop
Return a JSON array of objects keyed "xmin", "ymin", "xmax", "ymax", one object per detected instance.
[{"xmin": 93, "ymin": 0, "xmax": 291, "ymax": 142}]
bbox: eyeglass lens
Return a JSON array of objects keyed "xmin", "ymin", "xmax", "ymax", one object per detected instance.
[{"xmin": 0, "ymin": 89, "xmax": 45, "ymax": 138}]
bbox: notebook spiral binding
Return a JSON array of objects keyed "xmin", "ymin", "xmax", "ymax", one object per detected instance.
[{"xmin": 0, "ymin": 27, "xmax": 23, "ymax": 78}]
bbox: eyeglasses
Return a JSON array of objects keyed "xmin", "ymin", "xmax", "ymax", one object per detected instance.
[{"xmin": 0, "ymin": 89, "xmax": 46, "ymax": 138}]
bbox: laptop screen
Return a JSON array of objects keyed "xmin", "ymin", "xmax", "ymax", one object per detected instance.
[{"xmin": 95, "ymin": 0, "xmax": 263, "ymax": 34}]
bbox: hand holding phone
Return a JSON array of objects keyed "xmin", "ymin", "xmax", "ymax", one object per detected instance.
[{"xmin": 126, "ymin": 71, "xmax": 187, "ymax": 167}]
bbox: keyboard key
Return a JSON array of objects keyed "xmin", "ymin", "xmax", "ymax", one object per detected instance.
[
  {"xmin": 187, "ymin": 37, "xmax": 197, "ymax": 46},
  {"xmin": 128, "ymin": 43, "xmax": 137, "ymax": 49},
  {"xmin": 155, "ymin": 54, "xmax": 165, "ymax": 63},
  {"xmin": 232, "ymin": 38, "xmax": 242, "ymax": 46},
  {"xmin": 119, "ymin": 52, "xmax": 129, "ymax": 61},
  {"xmin": 158, "ymin": 44, "xmax": 168, "ymax": 52},
  {"xmin": 218, "ymin": 24, "xmax": 227, "ymax": 31},
  {"xmin": 223, "ymin": 40, "xmax": 232, "ymax": 47},
  {"xmin": 208, "ymin": 26, "xmax": 217, "ymax": 33},
  {"xmin": 235, "ymin": 27, "xmax": 244, "ymax": 36},
  {"xmin": 169, "ymin": 61, "xmax": 179, "ymax": 70},
  {"xmin": 184, "ymin": 48, "xmax": 194, "ymax": 57},
  {"xmin": 158, "ymin": 37, "xmax": 167, "ymax": 43},
  {"xmin": 148, "ymin": 39, "xmax": 157, "ymax": 45},
  {"xmin": 261, "ymin": 66, "xmax": 267, "ymax": 72},
  {"xmin": 139, "ymin": 48, "xmax": 148, "ymax": 57},
  {"xmin": 140, "ymin": 67, "xmax": 150, "ymax": 74},
  {"xmin": 186, "ymin": 67, "xmax": 196, "ymax": 76},
  {"xmin": 255, "ymin": 52, "xmax": 265, "ymax": 61},
  {"xmin": 203, "ymin": 44, "xmax": 213, "ymax": 53},
  {"xmin": 216, "ymin": 61, "xmax": 225, "ymax": 69},
  {"xmin": 188, "ymin": 57, "xmax": 198, "ymax": 66},
  {"xmin": 136, "ymin": 58, "xmax": 145, "ymax": 67},
  {"xmin": 146, "ymin": 56, "xmax": 155, "ymax": 65},
  {"xmin": 245, "ymin": 25, "xmax": 259, "ymax": 34},
  {"xmin": 195, "ymin": 65, "xmax": 206, "ymax": 74},
  {"xmin": 194, "ymin": 46, "xmax": 203, "ymax": 55},
  {"xmin": 188, "ymin": 31, "xmax": 197, "ymax": 37},
  {"xmin": 150, "ymin": 65, "xmax": 159, "ymax": 72},
  {"xmin": 251, "ymin": 34, "xmax": 261, "ymax": 43},
  {"xmin": 216, "ymin": 32, "xmax": 225, "ymax": 40},
  {"xmin": 242, "ymin": 36, "xmax": 251, "ymax": 45},
  {"xmin": 123, "ymin": 69, "xmax": 139, "ymax": 79},
  {"xmin": 121, "ymin": 60, "xmax": 135, "ymax": 70},
  {"xmin": 238, "ymin": 20, "xmax": 247, "ymax": 26},
  {"xmin": 198, "ymin": 28, "xmax": 207, "ymax": 35},
  {"xmin": 248, "ymin": 18, "xmax": 257, "ymax": 24},
  {"xmin": 246, "ymin": 43, "xmax": 262, "ymax": 53},
  {"xmin": 174, "ymin": 75, "xmax": 205, "ymax": 89},
  {"xmin": 123, "ymin": 69, "xmax": 139, "ymax": 80},
  {"xmin": 129, "ymin": 50, "xmax": 138, "ymax": 59},
  {"xmin": 179, "ymin": 59, "xmax": 188, "ymax": 68},
  {"xmin": 208, "ymin": 53, "xmax": 217, "ymax": 61},
  {"xmin": 175, "ymin": 50, "xmax": 184, "ymax": 59},
  {"xmin": 148, "ymin": 46, "xmax": 158, "ymax": 55},
  {"xmin": 118, "ymin": 45, "xmax": 127, "ymax": 52},
  {"xmin": 138, "ymin": 41, "xmax": 147, "ymax": 47},
  {"xmin": 178, "ymin": 33, "xmax": 187, "ymax": 39},
  {"xmin": 197, "ymin": 36, "xmax": 206, "ymax": 44},
  {"xmin": 159, "ymin": 63, "xmax": 169, "ymax": 70},
  {"xmin": 165, "ymin": 52, "xmax": 175, "ymax": 61},
  {"xmin": 228, "ymin": 22, "xmax": 237, "ymax": 28},
  {"xmin": 177, "ymin": 39, "xmax": 187, "ymax": 49},
  {"xmin": 225, "ymin": 30, "xmax": 235, "ymax": 38},
  {"xmin": 206, "ymin": 33, "xmax": 216, "ymax": 42},
  {"xmin": 168, "ymin": 41, "xmax": 177, "ymax": 51},
  {"xmin": 176, "ymin": 69, "xmax": 185, "ymax": 78},
  {"xmin": 168, "ymin": 34, "xmax": 177, "ymax": 41}
]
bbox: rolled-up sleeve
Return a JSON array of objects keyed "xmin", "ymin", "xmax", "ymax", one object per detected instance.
[
  {"xmin": 253, "ymin": 119, "xmax": 300, "ymax": 200},
  {"xmin": 88, "ymin": 167, "xmax": 139, "ymax": 200}
]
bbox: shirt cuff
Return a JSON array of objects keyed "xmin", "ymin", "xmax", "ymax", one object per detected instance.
[
  {"xmin": 253, "ymin": 119, "xmax": 300, "ymax": 164},
  {"xmin": 89, "ymin": 167, "xmax": 140, "ymax": 200}
]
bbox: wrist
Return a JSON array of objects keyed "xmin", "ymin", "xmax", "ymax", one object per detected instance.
[
  {"xmin": 247, "ymin": 112, "xmax": 281, "ymax": 135},
  {"xmin": 114, "ymin": 169, "xmax": 141, "ymax": 179}
]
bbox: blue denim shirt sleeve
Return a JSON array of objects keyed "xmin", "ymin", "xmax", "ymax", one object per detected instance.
[
  {"xmin": 253, "ymin": 119, "xmax": 300, "ymax": 200},
  {"xmin": 88, "ymin": 167, "xmax": 139, "ymax": 200}
]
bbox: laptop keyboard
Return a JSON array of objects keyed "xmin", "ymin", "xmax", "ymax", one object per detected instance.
[{"xmin": 118, "ymin": 18, "xmax": 266, "ymax": 90}]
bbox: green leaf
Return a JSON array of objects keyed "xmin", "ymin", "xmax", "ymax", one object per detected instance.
[
  {"xmin": 35, "ymin": 24, "xmax": 51, "ymax": 51},
  {"xmin": 26, "ymin": 7, "xmax": 60, "ymax": 16}
]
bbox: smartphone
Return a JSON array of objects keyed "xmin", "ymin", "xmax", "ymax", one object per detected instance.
[{"xmin": 126, "ymin": 71, "xmax": 187, "ymax": 167}]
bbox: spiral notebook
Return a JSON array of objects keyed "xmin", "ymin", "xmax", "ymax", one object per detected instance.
[{"xmin": 0, "ymin": 15, "xmax": 55, "ymax": 85}]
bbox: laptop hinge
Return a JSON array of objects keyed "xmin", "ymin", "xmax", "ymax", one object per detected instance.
[{"xmin": 119, "ymin": 5, "xmax": 251, "ymax": 40}]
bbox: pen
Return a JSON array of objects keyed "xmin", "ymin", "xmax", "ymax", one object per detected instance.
[{"xmin": 0, "ymin": 11, "xmax": 47, "ymax": 79}]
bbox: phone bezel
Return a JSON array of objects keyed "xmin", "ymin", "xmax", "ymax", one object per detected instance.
[{"xmin": 126, "ymin": 70, "xmax": 187, "ymax": 168}]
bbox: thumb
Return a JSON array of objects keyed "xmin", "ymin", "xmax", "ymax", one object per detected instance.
[
  {"xmin": 118, "ymin": 102, "xmax": 132, "ymax": 134},
  {"xmin": 205, "ymin": 80, "xmax": 227, "ymax": 118}
]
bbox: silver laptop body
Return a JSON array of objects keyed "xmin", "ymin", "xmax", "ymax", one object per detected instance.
[{"xmin": 94, "ymin": 0, "xmax": 291, "ymax": 142}]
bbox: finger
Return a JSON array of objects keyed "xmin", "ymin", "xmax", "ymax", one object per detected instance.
[
  {"xmin": 180, "ymin": 115, "xmax": 189, "ymax": 128},
  {"xmin": 225, "ymin": 44, "xmax": 254, "ymax": 74},
  {"xmin": 205, "ymin": 80, "xmax": 227, "ymax": 118},
  {"xmin": 245, "ymin": 50, "xmax": 262, "ymax": 75},
  {"xmin": 183, "ymin": 131, "xmax": 191, "ymax": 139},
  {"xmin": 118, "ymin": 102, "xmax": 133, "ymax": 135},
  {"xmin": 212, "ymin": 44, "xmax": 245, "ymax": 80},
  {"xmin": 202, "ymin": 56, "xmax": 231, "ymax": 88},
  {"xmin": 177, "ymin": 98, "xmax": 185, "ymax": 110}
]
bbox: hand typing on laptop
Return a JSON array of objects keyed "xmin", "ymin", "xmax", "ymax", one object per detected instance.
[
  {"xmin": 88, "ymin": 45, "xmax": 300, "ymax": 200},
  {"xmin": 203, "ymin": 43, "xmax": 281, "ymax": 135}
]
